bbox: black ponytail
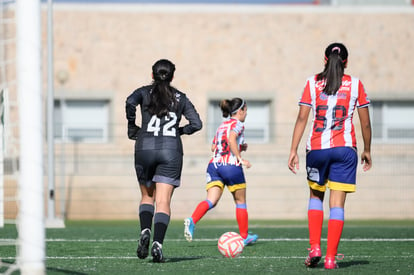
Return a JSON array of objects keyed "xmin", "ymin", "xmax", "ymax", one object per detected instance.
[
  {"xmin": 220, "ymin": 98, "xmax": 245, "ymax": 118},
  {"xmin": 316, "ymin": 43, "xmax": 348, "ymax": 95},
  {"xmin": 148, "ymin": 59, "xmax": 176, "ymax": 117}
]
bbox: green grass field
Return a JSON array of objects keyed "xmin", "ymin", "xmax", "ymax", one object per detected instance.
[{"xmin": 1, "ymin": 220, "xmax": 413, "ymax": 274}]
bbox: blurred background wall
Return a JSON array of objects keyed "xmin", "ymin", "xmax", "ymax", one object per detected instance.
[{"xmin": 2, "ymin": 0, "xmax": 414, "ymax": 221}]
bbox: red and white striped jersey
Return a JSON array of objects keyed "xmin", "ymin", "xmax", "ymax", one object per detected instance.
[
  {"xmin": 299, "ymin": 74, "xmax": 370, "ymax": 150},
  {"xmin": 210, "ymin": 118, "xmax": 245, "ymax": 165}
]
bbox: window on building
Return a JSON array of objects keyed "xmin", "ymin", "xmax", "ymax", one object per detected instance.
[
  {"xmin": 207, "ymin": 99, "xmax": 271, "ymax": 143},
  {"xmin": 371, "ymin": 100, "xmax": 414, "ymax": 142},
  {"xmin": 54, "ymin": 99, "xmax": 110, "ymax": 143}
]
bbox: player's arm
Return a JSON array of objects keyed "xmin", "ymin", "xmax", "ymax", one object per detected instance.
[
  {"xmin": 210, "ymin": 135, "xmax": 217, "ymax": 152},
  {"xmin": 240, "ymin": 143, "xmax": 248, "ymax": 152},
  {"xmin": 179, "ymin": 97, "xmax": 202, "ymax": 135},
  {"xmin": 288, "ymin": 105, "xmax": 311, "ymax": 174},
  {"xmin": 211, "ymin": 143, "xmax": 217, "ymax": 152},
  {"xmin": 125, "ymin": 90, "xmax": 142, "ymax": 140},
  {"xmin": 229, "ymin": 131, "xmax": 251, "ymax": 168},
  {"xmin": 357, "ymin": 106, "xmax": 372, "ymax": 171}
]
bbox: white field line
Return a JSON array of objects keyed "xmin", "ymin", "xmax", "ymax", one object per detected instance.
[
  {"xmin": 0, "ymin": 255, "xmax": 413, "ymax": 261},
  {"xmin": 49, "ymin": 238, "xmax": 414, "ymax": 242},
  {"xmin": 2, "ymin": 237, "xmax": 413, "ymax": 261},
  {"xmin": 2, "ymin": 238, "xmax": 414, "ymax": 242}
]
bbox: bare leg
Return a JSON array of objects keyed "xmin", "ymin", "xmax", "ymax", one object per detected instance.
[
  {"xmin": 154, "ymin": 182, "xmax": 174, "ymax": 215},
  {"xmin": 206, "ymin": 186, "xmax": 224, "ymax": 206}
]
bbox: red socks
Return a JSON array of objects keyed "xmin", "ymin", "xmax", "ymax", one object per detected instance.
[
  {"xmin": 326, "ymin": 219, "xmax": 344, "ymax": 258},
  {"xmin": 308, "ymin": 209, "xmax": 324, "ymax": 248},
  {"xmin": 191, "ymin": 200, "xmax": 211, "ymax": 224},
  {"xmin": 308, "ymin": 200, "xmax": 345, "ymax": 257},
  {"xmin": 236, "ymin": 207, "xmax": 248, "ymax": 239},
  {"xmin": 192, "ymin": 200, "xmax": 249, "ymax": 239}
]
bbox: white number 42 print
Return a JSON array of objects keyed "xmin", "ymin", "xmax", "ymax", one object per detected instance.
[{"xmin": 147, "ymin": 112, "xmax": 177, "ymax": 137}]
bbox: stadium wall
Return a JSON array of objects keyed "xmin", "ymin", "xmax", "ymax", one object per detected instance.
[{"xmin": 4, "ymin": 4, "xmax": 414, "ymax": 220}]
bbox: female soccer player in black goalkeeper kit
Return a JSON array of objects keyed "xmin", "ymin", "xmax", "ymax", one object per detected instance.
[{"xmin": 125, "ymin": 59, "xmax": 202, "ymax": 262}]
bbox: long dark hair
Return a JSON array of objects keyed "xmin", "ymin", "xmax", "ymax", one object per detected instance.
[
  {"xmin": 316, "ymin": 43, "xmax": 348, "ymax": 95},
  {"xmin": 219, "ymin": 97, "xmax": 245, "ymax": 118},
  {"xmin": 148, "ymin": 59, "xmax": 176, "ymax": 117}
]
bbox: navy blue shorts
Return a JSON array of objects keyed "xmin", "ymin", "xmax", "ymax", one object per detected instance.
[
  {"xmin": 306, "ymin": 147, "xmax": 358, "ymax": 192},
  {"xmin": 135, "ymin": 149, "xmax": 182, "ymax": 188},
  {"xmin": 205, "ymin": 162, "xmax": 246, "ymax": 192}
]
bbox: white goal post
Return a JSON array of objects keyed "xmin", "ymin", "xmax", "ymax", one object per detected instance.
[{"xmin": 16, "ymin": 0, "xmax": 45, "ymax": 274}]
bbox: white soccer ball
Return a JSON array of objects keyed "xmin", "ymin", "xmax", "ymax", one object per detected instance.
[{"xmin": 217, "ymin": 231, "xmax": 244, "ymax": 258}]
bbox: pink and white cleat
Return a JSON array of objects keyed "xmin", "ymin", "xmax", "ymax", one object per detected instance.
[
  {"xmin": 324, "ymin": 254, "xmax": 344, "ymax": 269},
  {"xmin": 304, "ymin": 246, "xmax": 322, "ymax": 267}
]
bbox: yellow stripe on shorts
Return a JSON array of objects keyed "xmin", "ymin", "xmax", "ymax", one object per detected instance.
[
  {"xmin": 227, "ymin": 183, "xmax": 246, "ymax": 192},
  {"xmin": 328, "ymin": 180, "xmax": 356, "ymax": 193},
  {"xmin": 206, "ymin": 181, "xmax": 224, "ymax": 191},
  {"xmin": 308, "ymin": 180, "xmax": 326, "ymax": 192},
  {"xmin": 206, "ymin": 181, "xmax": 246, "ymax": 193}
]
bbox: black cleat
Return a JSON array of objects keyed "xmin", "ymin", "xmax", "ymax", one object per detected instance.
[
  {"xmin": 137, "ymin": 228, "xmax": 151, "ymax": 259},
  {"xmin": 151, "ymin": 241, "xmax": 165, "ymax": 263}
]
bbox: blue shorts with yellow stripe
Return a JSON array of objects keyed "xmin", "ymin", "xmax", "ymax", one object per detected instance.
[
  {"xmin": 206, "ymin": 162, "xmax": 246, "ymax": 192},
  {"xmin": 306, "ymin": 147, "xmax": 358, "ymax": 193}
]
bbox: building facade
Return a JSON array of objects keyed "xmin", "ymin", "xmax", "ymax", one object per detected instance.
[{"xmin": 3, "ymin": 3, "xmax": 414, "ymax": 220}]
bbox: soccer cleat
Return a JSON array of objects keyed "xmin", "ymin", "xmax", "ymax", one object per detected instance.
[
  {"xmin": 151, "ymin": 241, "xmax": 165, "ymax": 263},
  {"xmin": 136, "ymin": 228, "xmax": 151, "ymax": 259},
  {"xmin": 324, "ymin": 257, "xmax": 338, "ymax": 269},
  {"xmin": 184, "ymin": 217, "xmax": 195, "ymax": 242},
  {"xmin": 304, "ymin": 246, "xmax": 322, "ymax": 267},
  {"xmin": 243, "ymin": 233, "xmax": 258, "ymax": 246},
  {"xmin": 324, "ymin": 254, "xmax": 344, "ymax": 269}
]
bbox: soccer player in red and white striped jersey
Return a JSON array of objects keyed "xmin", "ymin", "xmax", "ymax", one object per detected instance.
[
  {"xmin": 184, "ymin": 98, "xmax": 258, "ymax": 246},
  {"xmin": 288, "ymin": 43, "xmax": 372, "ymax": 269}
]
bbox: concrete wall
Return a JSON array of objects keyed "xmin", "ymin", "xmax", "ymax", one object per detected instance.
[{"xmin": 4, "ymin": 4, "xmax": 414, "ymax": 220}]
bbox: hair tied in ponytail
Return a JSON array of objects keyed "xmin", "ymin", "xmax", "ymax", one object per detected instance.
[{"xmin": 332, "ymin": 46, "xmax": 341, "ymax": 53}]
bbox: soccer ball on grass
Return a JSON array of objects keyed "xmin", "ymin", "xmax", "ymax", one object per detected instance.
[{"xmin": 217, "ymin": 231, "xmax": 244, "ymax": 258}]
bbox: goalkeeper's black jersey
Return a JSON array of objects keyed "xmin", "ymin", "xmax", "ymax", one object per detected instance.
[{"xmin": 125, "ymin": 85, "xmax": 202, "ymax": 154}]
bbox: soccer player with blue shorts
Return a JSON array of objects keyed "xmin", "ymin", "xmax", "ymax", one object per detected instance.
[
  {"xmin": 184, "ymin": 98, "xmax": 258, "ymax": 246},
  {"xmin": 288, "ymin": 43, "xmax": 372, "ymax": 269}
]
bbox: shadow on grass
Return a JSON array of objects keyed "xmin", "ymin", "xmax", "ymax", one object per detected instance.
[
  {"xmin": 310, "ymin": 260, "xmax": 370, "ymax": 269},
  {"xmin": 340, "ymin": 260, "xmax": 370, "ymax": 268},
  {"xmin": 164, "ymin": 256, "xmax": 211, "ymax": 263},
  {"xmin": 46, "ymin": 267, "xmax": 88, "ymax": 275},
  {"xmin": 1, "ymin": 260, "xmax": 88, "ymax": 275}
]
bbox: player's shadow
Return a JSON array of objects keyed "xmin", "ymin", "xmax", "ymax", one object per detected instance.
[
  {"xmin": 311, "ymin": 260, "xmax": 370, "ymax": 269},
  {"xmin": 160, "ymin": 256, "xmax": 207, "ymax": 263},
  {"xmin": 340, "ymin": 260, "xmax": 370, "ymax": 268}
]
